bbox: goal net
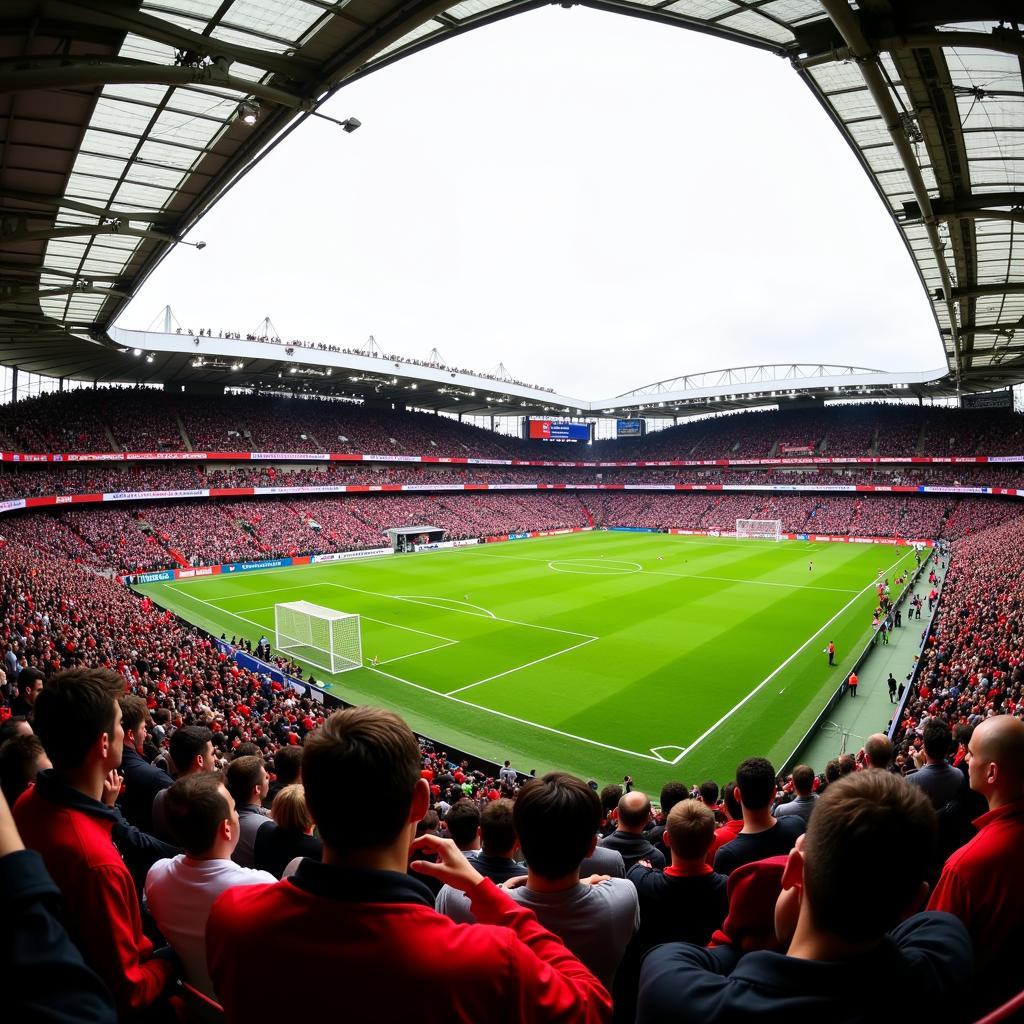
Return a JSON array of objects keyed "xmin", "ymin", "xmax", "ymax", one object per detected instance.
[
  {"xmin": 274, "ymin": 601, "xmax": 362, "ymax": 675},
  {"xmin": 736, "ymin": 519, "xmax": 783, "ymax": 542}
]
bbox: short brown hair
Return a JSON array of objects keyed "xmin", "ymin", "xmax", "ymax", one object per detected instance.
[
  {"xmin": 302, "ymin": 707, "xmax": 420, "ymax": 855},
  {"xmin": 791, "ymin": 764, "xmax": 815, "ymax": 796},
  {"xmin": 864, "ymin": 734, "xmax": 893, "ymax": 769},
  {"xmin": 118, "ymin": 694, "xmax": 148, "ymax": 737},
  {"xmin": 480, "ymin": 798, "xmax": 516, "ymax": 855},
  {"xmin": 272, "ymin": 745, "xmax": 303, "ymax": 786},
  {"xmin": 513, "ymin": 772, "xmax": 600, "ymax": 879},
  {"xmin": 665, "ymin": 800, "xmax": 716, "ymax": 860},
  {"xmin": 445, "ymin": 799, "xmax": 481, "ymax": 849},
  {"xmin": 271, "ymin": 784, "xmax": 313, "ymax": 832},
  {"xmin": 225, "ymin": 755, "xmax": 264, "ymax": 806},
  {"xmin": 163, "ymin": 773, "xmax": 230, "ymax": 855},
  {"xmin": 33, "ymin": 668, "xmax": 124, "ymax": 772},
  {"xmin": 802, "ymin": 771, "xmax": 935, "ymax": 942},
  {"xmin": 0, "ymin": 734, "xmax": 46, "ymax": 805}
]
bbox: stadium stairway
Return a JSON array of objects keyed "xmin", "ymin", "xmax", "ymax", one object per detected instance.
[
  {"xmin": 167, "ymin": 548, "xmax": 191, "ymax": 569},
  {"xmin": 173, "ymin": 409, "xmax": 193, "ymax": 451},
  {"xmin": 800, "ymin": 551, "xmax": 946, "ymax": 772}
]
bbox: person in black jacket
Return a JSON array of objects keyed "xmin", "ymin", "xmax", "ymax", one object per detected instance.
[
  {"xmin": 637, "ymin": 771, "xmax": 974, "ymax": 1024},
  {"xmin": 254, "ymin": 783, "xmax": 321, "ymax": 878},
  {"xmin": 599, "ymin": 791, "xmax": 664, "ymax": 870},
  {"xmin": 116, "ymin": 695, "xmax": 172, "ymax": 833}
]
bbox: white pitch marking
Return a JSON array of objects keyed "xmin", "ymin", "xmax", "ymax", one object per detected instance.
[
  {"xmin": 365, "ymin": 664, "xmax": 665, "ymax": 764},
  {"xmin": 161, "ymin": 588, "xmax": 457, "ymax": 667},
  {"xmin": 445, "ymin": 637, "xmax": 598, "ymax": 696},
  {"xmin": 470, "ymin": 548, "xmax": 860, "ymax": 594},
  {"xmin": 668, "ymin": 548, "xmax": 915, "ymax": 766},
  {"xmin": 649, "ymin": 745, "xmax": 687, "ymax": 762},
  {"xmin": 378, "ymin": 642, "xmax": 456, "ymax": 665},
  {"xmin": 229, "ymin": 605, "xmax": 457, "ymax": 645},
  {"xmin": 387, "ymin": 594, "xmax": 497, "ymax": 619},
  {"xmin": 547, "ymin": 559, "xmax": 642, "ymax": 576},
  {"xmin": 324, "ymin": 582, "xmax": 598, "ymax": 641}
]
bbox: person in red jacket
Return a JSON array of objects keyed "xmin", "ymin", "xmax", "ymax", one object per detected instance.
[
  {"xmin": 928, "ymin": 714, "xmax": 1024, "ymax": 1014},
  {"xmin": 206, "ymin": 706, "xmax": 611, "ymax": 1023},
  {"xmin": 13, "ymin": 667, "xmax": 176, "ymax": 1018}
]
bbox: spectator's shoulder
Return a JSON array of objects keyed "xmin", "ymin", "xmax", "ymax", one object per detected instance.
[
  {"xmin": 889, "ymin": 912, "xmax": 974, "ymax": 990},
  {"xmin": 208, "ymin": 876, "xmax": 281, "ymax": 930}
]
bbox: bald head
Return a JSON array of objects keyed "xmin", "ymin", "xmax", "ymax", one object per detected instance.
[
  {"xmin": 969, "ymin": 716, "xmax": 1024, "ymax": 807},
  {"xmin": 864, "ymin": 733, "xmax": 894, "ymax": 770},
  {"xmin": 617, "ymin": 791, "xmax": 652, "ymax": 832}
]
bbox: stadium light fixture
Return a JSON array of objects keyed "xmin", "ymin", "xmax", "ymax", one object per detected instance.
[
  {"xmin": 237, "ymin": 99, "xmax": 261, "ymax": 125},
  {"xmin": 133, "ymin": 348, "xmax": 141, "ymax": 356},
  {"xmin": 312, "ymin": 111, "xmax": 362, "ymax": 133},
  {"xmin": 145, "ymin": 354, "xmax": 154, "ymax": 363}
]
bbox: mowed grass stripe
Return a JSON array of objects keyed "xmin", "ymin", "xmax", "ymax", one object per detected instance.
[{"xmin": 137, "ymin": 534, "xmax": 915, "ymax": 789}]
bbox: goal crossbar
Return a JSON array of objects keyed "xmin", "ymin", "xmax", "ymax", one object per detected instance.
[{"xmin": 274, "ymin": 601, "xmax": 362, "ymax": 674}]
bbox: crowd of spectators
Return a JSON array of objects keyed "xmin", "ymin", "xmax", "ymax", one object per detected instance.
[
  {"xmin": 2, "ymin": 489, "xmax": 1024, "ymax": 1019},
  {"xmin": 893, "ymin": 515, "xmax": 1024, "ymax": 768},
  {"xmin": 5, "ymin": 458, "xmax": 1024, "ymax": 507},
  {"xmin": 3, "ymin": 390, "xmax": 1024, "ymax": 464},
  {"xmin": 4, "ymin": 490, "xmax": 1023, "ymax": 575}
]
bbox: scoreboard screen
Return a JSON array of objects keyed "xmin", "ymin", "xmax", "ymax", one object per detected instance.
[
  {"xmin": 526, "ymin": 420, "xmax": 590, "ymax": 442},
  {"xmin": 616, "ymin": 419, "xmax": 645, "ymax": 437}
]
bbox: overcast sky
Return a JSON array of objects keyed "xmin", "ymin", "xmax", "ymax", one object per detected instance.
[{"xmin": 118, "ymin": 7, "xmax": 945, "ymax": 401}]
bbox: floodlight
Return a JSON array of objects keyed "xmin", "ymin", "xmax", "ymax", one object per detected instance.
[
  {"xmin": 145, "ymin": 354, "xmax": 154, "ymax": 363},
  {"xmin": 237, "ymin": 99, "xmax": 260, "ymax": 125},
  {"xmin": 133, "ymin": 348, "xmax": 141, "ymax": 356}
]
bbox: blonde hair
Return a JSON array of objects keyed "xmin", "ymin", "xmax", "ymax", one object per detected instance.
[{"xmin": 271, "ymin": 784, "xmax": 314, "ymax": 833}]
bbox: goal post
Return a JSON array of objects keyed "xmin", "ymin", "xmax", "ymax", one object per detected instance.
[
  {"xmin": 274, "ymin": 601, "xmax": 362, "ymax": 674},
  {"xmin": 736, "ymin": 518, "xmax": 783, "ymax": 542}
]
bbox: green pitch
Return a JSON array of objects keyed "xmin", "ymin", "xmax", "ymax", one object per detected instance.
[{"xmin": 135, "ymin": 532, "xmax": 916, "ymax": 791}]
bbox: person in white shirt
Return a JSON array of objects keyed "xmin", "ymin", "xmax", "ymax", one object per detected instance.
[{"xmin": 145, "ymin": 773, "xmax": 276, "ymax": 998}]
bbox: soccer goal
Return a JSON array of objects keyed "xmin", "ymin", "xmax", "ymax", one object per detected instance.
[
  {"xmin": 274, "ymin": 601, "xmax": 362, "ymax": 674},
  {"xmin": 736, "ymin": 519, "xmax": 783, "ymax": 542}
]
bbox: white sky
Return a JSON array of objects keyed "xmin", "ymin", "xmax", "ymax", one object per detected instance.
[{"xmin": 118, "ymin": 6, "xmax": 946, "ymax": 399}]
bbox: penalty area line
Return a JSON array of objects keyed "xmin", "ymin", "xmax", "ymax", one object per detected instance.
[
  {"xmin": 366, "ymin": 664, "xmax": 669, "ymax": 764},
  {"xmin": 444, "ymin": 637, "xmax": 598, "ymax": 696}
]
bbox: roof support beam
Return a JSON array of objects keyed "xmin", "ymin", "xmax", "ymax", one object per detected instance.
[
  {"xmin": 906, "ymin": 196, "xmax": 1024, "ymax": 226},
  {"xmin": 818, "ymin": 0, "xmax": 963, "ymax": 387},
  {"xmin": 0, "ymin": 186, "xmax": 167, "ymax": 224},
  {"xmin": 951, "ymin": 283, "xmax": 1024, "ymax": 301},
  {"xmin": 0, "ymin": 283, "xmax": 128, "ymax": 310},
  {"xmin": 947, "ymin": 321, "xmax": 1024, "ymax": 337},
  {"xmin": 0, "ymin": 263, "xmax": 122, "ymax": 283},
  {"xmin": 877, "ymin": 31, "xmax": 1024, "ymax": 62},
  {"xmin": 0, "ymin": 58, "xmax": 312, "ymax": 111},
  {"xmin": 0, "ymin": 221, "xmax": 173, "ymax": 245},
  {"xmin": 52, "ymin": 0, "xmax": 319, "ymax": 80},
  {"xmin": 798, "ymin": 29, "xmax": 1024, "ymax": 68}
]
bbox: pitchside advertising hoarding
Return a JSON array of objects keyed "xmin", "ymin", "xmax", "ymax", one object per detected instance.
[{"xmin": 7, "ymin": 445, "xmax": 1024, "ymax": 468}]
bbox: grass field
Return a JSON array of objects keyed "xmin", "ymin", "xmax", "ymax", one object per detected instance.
[{"xmin": 135, "ymin": 532, "xmax": 916, "ymax": 791}]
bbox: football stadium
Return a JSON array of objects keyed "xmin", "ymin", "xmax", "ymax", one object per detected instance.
[{"xmin": 1, "ymin": 3, "xmax": 1023, "ymax": 1023}]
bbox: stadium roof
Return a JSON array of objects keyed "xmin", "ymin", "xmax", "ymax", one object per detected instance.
[{"xmin": 1, "ymin": 1, "xmax": 1023, "ymax": 399}]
